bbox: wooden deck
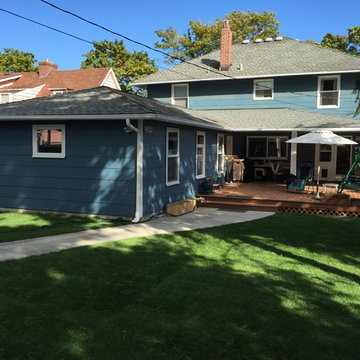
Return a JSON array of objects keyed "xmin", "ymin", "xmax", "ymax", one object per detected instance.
[{"xmin": 199, "ymin": 182, "xmax": 360, "ymax": 216}]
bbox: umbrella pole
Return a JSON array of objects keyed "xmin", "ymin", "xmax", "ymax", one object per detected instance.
[{"xmin": 315, "ymin": 165, "xmax": 321, "ymax": 199}]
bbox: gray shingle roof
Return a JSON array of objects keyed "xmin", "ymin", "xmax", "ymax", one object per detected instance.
[
  {"xmin": 133, "ymin": 37, "xmax": 360, "ymax": 85},
  {"xmin": 194, "ymin": 108, "xmax": 360, "ymax": 131},
  {"xmin": 0, "ymin": 86, "xmax": 229, "ymax": 130}
]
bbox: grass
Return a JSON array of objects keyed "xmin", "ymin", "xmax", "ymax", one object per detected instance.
[
  {"xmin": 0, "ymin": 212, "xmax": 128, "ymax": 243},
  {"xmin": 0, "ymin": 212, "xmax": 360, "ymax": 359}
]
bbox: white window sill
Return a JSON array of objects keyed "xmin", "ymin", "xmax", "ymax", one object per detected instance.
[
  {"xmin": 166, "ymin": 180, "xmax": 180, "ymax": 187},
  {"xmin": 196, "ymin": 175, "xmax": 206, "ymax": 180},
  {"xmin": 317, "ymin": 105, "xmax": 340, "ymax": 109},
  {"xmin": 32, "ymin": 154, "xmax": 65, "ymax": 159},
  {"xmin": 253, "ymin": 97, "xmax": 274, "ymax": 101}
]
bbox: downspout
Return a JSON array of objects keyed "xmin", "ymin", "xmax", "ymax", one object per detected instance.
[{"xmin": 125, "ymin": 118, "xmax": 143, "ymax": 223}]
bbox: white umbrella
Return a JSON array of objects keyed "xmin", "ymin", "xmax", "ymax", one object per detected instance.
[
  {"xmin": 286, "ymin": 129, "xmax": 358, "ymax": 145},
  {"xmin": 286, "ymin": 130, "xmax": 357, "ymax": 199}
]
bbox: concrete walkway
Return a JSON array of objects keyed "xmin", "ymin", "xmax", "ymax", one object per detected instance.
[{"xmin": 0, "ymin": 208, "xmax": 274, "ymax": 262}]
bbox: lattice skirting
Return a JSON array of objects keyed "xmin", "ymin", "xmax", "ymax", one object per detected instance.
[{"xmin": 278, "ymin": 206, "xmax": 360, "ymax": 217}]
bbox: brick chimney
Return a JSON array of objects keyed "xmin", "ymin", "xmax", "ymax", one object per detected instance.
[
  {"xmin": 38, "ymin": 60, "xmax": 58, "ymax": 78},
  {"xmin": 219, "ymin": 21, "xmax": 232, "ymax": 71}
]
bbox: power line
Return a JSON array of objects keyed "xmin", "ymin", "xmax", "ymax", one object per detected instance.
[
  {"xmin": 0, "ymin": 7, "xmax": 92, "ymax": 45},
  {"xmin": 39, "ymin": 0, "xmax": 238, "ymax": 81},
  {"xmin": 0, "ymin": 7, "xmax": 205, "ymax": 81}
]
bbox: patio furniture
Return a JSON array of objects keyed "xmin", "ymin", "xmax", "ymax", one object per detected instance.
[
  {"xmin": 287, "ymin": 167, "xmax": 313, "ymax": 193},
  {"xmin": 322, "ymin": 183, "xmax": 339, "ymax": 194}
]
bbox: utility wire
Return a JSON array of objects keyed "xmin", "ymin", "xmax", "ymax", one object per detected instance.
[
  {"xmin": 0, "ymin": 7, "xmax": 205, "ymax": 80},
  {"xmin": 39, "ymin": 0, "xmax": 238, "ymax": 81},
  {"xmin": 0, "ymin": 7, "xmax": 92, "ymax": 45}
]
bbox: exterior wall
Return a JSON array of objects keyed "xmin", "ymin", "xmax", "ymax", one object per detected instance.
[
  {"xmin": 13, "ymin": 85, "xmax": 45, "ymax": 102},
  {"xmin": 147, "ymin": 73, "xmax": 359, "ymax": 117},
  {"xmin": 142, "ymin": 120, "xmax": 220, "ymax": 216},
  {"xmin": 0, "ymin": 120, "xmax": 136, "ymax": 217}
]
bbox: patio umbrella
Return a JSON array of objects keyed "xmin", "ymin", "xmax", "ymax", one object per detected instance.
[
  {"xmin": 286, "ymin": 129, "xmax": 358, "ymax": 145},
  {"xmin": 286, "ymin": 130, "xmax": 358, "ymax": 198}
]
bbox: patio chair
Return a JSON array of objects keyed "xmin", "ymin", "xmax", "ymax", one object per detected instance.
[{"xmin": 287, "ymin": 167, "xmax": 313, "ymax": 192}]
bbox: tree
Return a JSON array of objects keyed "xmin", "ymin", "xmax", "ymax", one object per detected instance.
[
  {"xmin": 155, "ymin": 10, "xmax": 279, "ymax": 62},
  {"xmin": 81, "ymin": 39, "xmax": 158, "ymax": 94},
  {"xmin": 320, "ymin": 26, "xmax": 360, "ymax": 55},
  {"xmin": 0, "ymin": 48, "xmax": 37, "ymax": 74}
]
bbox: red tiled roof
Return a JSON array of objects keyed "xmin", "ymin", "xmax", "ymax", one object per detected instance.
[{"xmin": 0, "ymin": 67, "xmax": 116, "ymax": 96}]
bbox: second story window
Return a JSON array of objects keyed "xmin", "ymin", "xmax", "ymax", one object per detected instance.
[
  {"xmin": 0, "ymin": 93, "xmax": 13, "ymax": 104},
  {"xmin": 253, "ymin": 79, "xmax": 274, "ymax": 100},
  {"xmin": 171, "ymin": 84, "xmax": 189, "ymax": 108},
  {"xmin": 318, "ymin": 75, "xmax": 340, "ymax": 108}
]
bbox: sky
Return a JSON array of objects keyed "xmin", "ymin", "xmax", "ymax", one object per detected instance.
[{"xmin": 0, "ymin": 0, "xmax": 359, "ymax": 71}]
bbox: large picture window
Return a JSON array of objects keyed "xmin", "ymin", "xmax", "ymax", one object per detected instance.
[
  {"xmin": 171, "ymin": 84, "xmax": 189, "ymax": 108},
  {"xmin": 217, "ymin": 134, "xmax": 225, "ymax": 173},
  {"xmin": 196, "ymin": 131, "xmax": 206, "ymax": 178},
  {"xmin": 32, "ymin": 125, "xmax": 65, "ymax": 158},
  {"xmin": 247, "ymin": 136, "xmax": 288, "ymax": 159},
  {"xmin": 317, "ymin": 75, "xmax": 340, "ymax": 108},
  {"xmin": 166, "ymin": 128, "xmax": 180, "ymax": 185}
]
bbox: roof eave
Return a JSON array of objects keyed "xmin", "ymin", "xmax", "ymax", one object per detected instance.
[{"xmin": 132, "ymin": 69, "xmax": 360, "ymax": 86}]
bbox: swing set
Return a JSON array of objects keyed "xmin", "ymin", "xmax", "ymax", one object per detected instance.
[{"xmin": 338, "ymin": 146, "xmax": 360, "ymax": 193}]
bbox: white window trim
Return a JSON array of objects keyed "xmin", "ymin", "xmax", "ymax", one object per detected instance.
[
  {"xmin": 171, "ymin": 83, "xmax": 189, "ymax": 108},
  {"xmin": 217, "ymin": 133, "xmax": 225, "ymax": 174},
  {"xmin": 32, "ymin": 124, "xmax": 66, "ymax": 159},
  {"xmin": 0, "ymin": 93, "xmax": 13, "ymax": 104},
  {"xmin": 166, "ymin": 127, "xmax": 180, "ymax": 186},
  {"xmin": 253, "ymin": 79, "xmax": 274, "ymax": 100},
  {"xmin": 246, "ymin": 135, "xmax": 288, "ymax": 160},
  {"xmin": 317, "ymin": 75, "xmax": 341, "ymax": 109},
  {"xmin": 196, "ymin": 131, "xmax": 206, "ymax": 179}
]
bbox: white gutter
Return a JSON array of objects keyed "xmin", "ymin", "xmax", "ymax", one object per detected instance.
[
  {"xmin": 133, "ymin": 69, "xmax": 360, "ymax": 86},
  {"xmin": 125, "ymin": 118, "xmax": 143, "ymax": 223},
  {"xmin": 0, "ymin": 74, "xmax": 22, "ymax": 83}
]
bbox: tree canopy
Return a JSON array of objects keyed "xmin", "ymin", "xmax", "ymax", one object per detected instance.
[
  {"xmin": 81, "ymin": 39, "xmax": 157, "ymax": 94},
  {"xmin": 0, "ymin": 48, "xmax": 37, "ymax": 74},
  {"xmin": 155, "ymin": 10, "xmax": 279, "ymax": 62},
  {"xmin": 306, "ymin": 26, "xmax": 360, "ymax": 56}
]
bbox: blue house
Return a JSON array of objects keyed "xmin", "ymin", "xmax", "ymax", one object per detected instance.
[
  {"xmin": 1, "ymin": 24, "xmax": 360, "ymax": 221},
  {"xmin": 133, "ymin": 23, "xmax": 360, "ymax": 183},
  {"xmin": 0, "ymin": 87, "xmax": 230, "ymax": 220}
]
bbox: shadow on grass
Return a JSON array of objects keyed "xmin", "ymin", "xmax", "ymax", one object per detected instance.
[
  {"xmin": 0, "ymin": 215, "xmax": 359, "ymax": 360},
  {"xmin": 0, "ymin": 212, "xmax": 128, "ymax": 243}
]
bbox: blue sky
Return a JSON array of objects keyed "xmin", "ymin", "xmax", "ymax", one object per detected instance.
[{"xmin": 1, "ymin": 0, "xmax": 359, "ymax": 70}]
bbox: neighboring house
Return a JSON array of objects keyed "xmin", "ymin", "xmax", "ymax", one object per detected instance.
[
  {"xmin": 133, "ymin": 22, "xmax": 360, "ymax": 182},
  {"xmin": 0, "ymin": 60, "xmax": 120, "ymax": 103},
  {"xmin": 0, "ymin": 87, "xmax": 228, "ymax": 219}
]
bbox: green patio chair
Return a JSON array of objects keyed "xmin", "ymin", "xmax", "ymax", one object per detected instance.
[{"xmin": 287, "ymin": 167, "xmax": 313, "ymax": 192}]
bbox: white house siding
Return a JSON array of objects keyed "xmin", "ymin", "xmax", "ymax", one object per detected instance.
[{"xmin": 13, "ymin": 85, "xmax": 45, "ymax": 102}]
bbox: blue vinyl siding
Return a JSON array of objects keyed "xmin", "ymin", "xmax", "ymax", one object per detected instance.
[
  {"xmin": 147, "ymin": 73, "xmax": 359, "ymax": 117},
  {"xmin": 142, "ymin": 121, "xmax": 219, "ymax": 216},
  {"xmin": 0, "ymin": 121, "xmax": 136, "ymax": 217}
]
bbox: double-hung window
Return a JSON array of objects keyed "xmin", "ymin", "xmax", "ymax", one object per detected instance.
[
  {"xmin": 253, "ymin": 79, "xmax": 274, "ymax": 100},
  {"xmin": 196, "ymin": 131, "xmax": 206, "ymax": 179},
  {"xmin": 32, "ymin": 124, "xmax": 65, "ymax": 158},
  {"xmin": 166, "ymin": 128, "xmax": 180, "ymax": 185},
  {"xmin": 217, "ymin": 134, "xmax": 225, "ymax": 173},
  {"xmin": 317, "ymin": 75, "xmax": 340, "ymax": 108},
  {"xmin": 171, "ymin": 84, "xmax": 189, "ymax": 108}
]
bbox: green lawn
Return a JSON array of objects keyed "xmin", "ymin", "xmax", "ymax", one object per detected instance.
[
  {"xmin": 0, "ymin": 212, "xmax": 128, "ymax": 243},
  {"xmin": 0, "ymin": 213, "xmax": 359, "ymax": 360}
]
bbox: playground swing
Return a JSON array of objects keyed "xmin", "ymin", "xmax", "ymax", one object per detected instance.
[{"xmin": 338, "ymin": 146, "xmax": 360, "ymax": 193}]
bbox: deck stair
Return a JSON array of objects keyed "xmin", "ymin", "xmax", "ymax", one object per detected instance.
[{"xmin": 199, "ymin": 193, "xmax": 360, "ymax": 217}]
